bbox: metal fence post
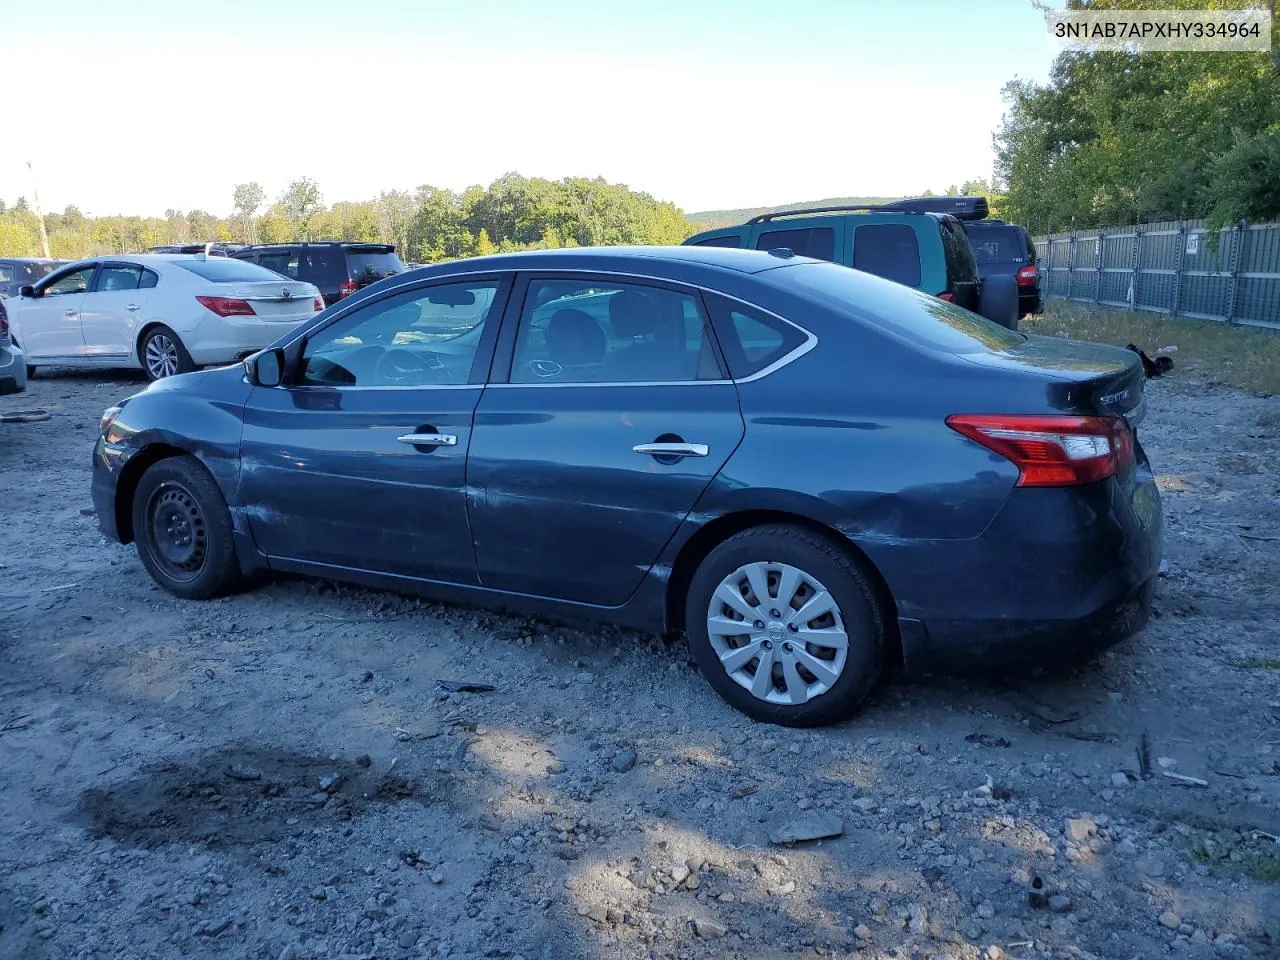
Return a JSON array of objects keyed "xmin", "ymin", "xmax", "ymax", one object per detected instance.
[
  {"xmin": 1225, "ymin": 223, "xmax": 1241, "ymax": 324},
  {"xmin": 1093, "ymin": 230, "xmax": 1103, "ymax": 303},
  {"xmin": 1172, "ymin": 222, "xmax": 1185, "ymax": 316},
  {"xmin": 1066, "ymin": 235, "xmax": 1074, "ymax": 300},
  {"xmin": 1131, "ymin": 228, "xmax": 1142, "ymax": 309}
]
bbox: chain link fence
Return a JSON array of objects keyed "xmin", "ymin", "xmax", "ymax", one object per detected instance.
[{"xmin": 1034, "ymin": 219, "xmax": 1280, "ymax": 331}]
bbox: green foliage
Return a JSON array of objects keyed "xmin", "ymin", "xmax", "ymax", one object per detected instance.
[
  {"xmin": 0, "ymin": 173, "xmax": 698, "ymax": 261},
  {"xmin": 996, "ymin": 0, "xmax": 1280, "ymax": 234}
]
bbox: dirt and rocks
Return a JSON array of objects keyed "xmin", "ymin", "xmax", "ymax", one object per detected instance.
[{"xmin": 1, "ymin": 367, "xmax": 1278, "ymax": 960}]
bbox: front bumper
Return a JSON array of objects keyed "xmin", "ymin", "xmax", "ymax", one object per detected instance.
[
  {"xmin": 91, "ymin": 435, "xmax": 124, "ymax": 542},
  {"xmin": 865, "ymin": 469, "xmax": 1163, "ymax": 672}
]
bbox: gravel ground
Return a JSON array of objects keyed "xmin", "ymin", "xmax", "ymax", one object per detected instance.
[{"xmin": 1, "ymin": 367, "xmax": 1278, "ymax": 960}]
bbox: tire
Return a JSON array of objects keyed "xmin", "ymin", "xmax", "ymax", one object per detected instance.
[
  {"xmin": 140, "ymin": 325, "xmax": 195, "ymax": 381},
  {"xmin": 684, "ymin": 524, "xmax": 886, "ymax": 727},
  {"xmin": 977, "ymin": 274, "xmax": 1019, "ymax": 330},
  {"xmin": 131, "ymin": 455, "xmax": 243, "ymax": 599}
]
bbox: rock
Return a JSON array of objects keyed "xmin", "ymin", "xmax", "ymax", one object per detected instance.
[
  {"xmin": 356, "ymin": 754, "xmax": 372, "ymax": 768},
  {"xmin": 670, "ymin": 864, "xmax": 691, "ymax": 887},
  {"xmin": 360, "ymin": 670, "xmax": 374, "ymax": 682},
  {"xmin": 277, "ymin": 944, "xmax": 304, "ymax": 960},
  {"xmin": 319, "ymin": 772, "xmax": 344, "ymax": 793},
  {"xmin": 1111, "ymin": 772, "xmax": 1129, "ymax": 787},
  {"xmin": 430, "ymin": 870, "xmax": 444, "ymax": 884},
  {"xmin": 224, "ymin": 765, "xmax": 261, "ymax": 781},
  {"xmin": 546, "ymin": 760, "xmax": 567, "ymax": 775},
  {"xmin": 611, "ymin": 748, "xmax": 637, "ymax": 773},
  {"xmin": 853, "ymin": 797, "xmax": 878, "ymax": 814},
  {"xmin": 195, "ymin": 917, "xmax": 233, "ymax": 937},
  {"xmin": 1027, "ymin": 875, "xmax": 1050, "ymax": 909},
  {"xmin": 1048, "ymin": 894, "xmax": 1072, "ymax": 913},
  {"xmin": 976, "ymin": 901, "xmax": 995, "ymax": 919},
  {"xmin": 398, "ymin": 931, "xmax": 418, "ymax": 949},
  {"xmin": 1159, "ymin": 910, "xmax": 1181, "ymax": 930},
  {"xmin": 984, "ymin": 947, "xmax": 1004, "ymax": 960},
  {"xmin": 1065, "ymin": 817, "xmax": 1096, "ymax": 842},
  {"xmin": 770, "ymin": 880, "xmax": 797, "ymax": 896},
  {"xmin": 694, "ymin": 918, "xmax": 727, "ymax": 939},
  {"xmin": 908, "ymin": 903, "xmax": 928, "ymax": 935},
  {"xmin": 854, "ymin": 923, "xmax": 873, "ymax": 941},
  {"xmin": 769, "ymin": 812, "xmax": 843, "ymax": 845}
]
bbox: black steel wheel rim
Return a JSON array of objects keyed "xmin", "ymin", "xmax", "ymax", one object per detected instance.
[{"xmin": 145, "ymin": 482, "xmax": 208, "ymax": 581}]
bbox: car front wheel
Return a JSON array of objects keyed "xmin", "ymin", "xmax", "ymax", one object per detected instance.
[
  {"xmin": 140, "ymin": 325, "xmax": 195, "ymax": 380},
  {"xmin": 131, "ymin": 455, "xmax": 243, "ymax": 599},
  {"xmin": 685, "ymin": 525, "xmax": 886, "ymax": 727}
]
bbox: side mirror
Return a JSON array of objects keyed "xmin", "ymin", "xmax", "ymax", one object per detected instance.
[
  {"xmin": 18, "ymin": 285, "xmax": 34, "ymax": 298},
  {"xmin": 244, "ymin": 348, "xmax": 285, "ymax": 387}
]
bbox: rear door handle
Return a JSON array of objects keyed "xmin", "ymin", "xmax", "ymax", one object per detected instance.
[
  {"xmin": 632, "ymin": 442, "xmax": 709, "ymax": 458},
  {"xmin": 63, "ymin": 309, "xmax": 77, "ymax": 317},
  {"xmin": 397, "ymin": 433, "xmax": 457, "ymax": 447},
  {"xmin": 126, "ymin": 303, "xmax": 140, "ymax": 311}
]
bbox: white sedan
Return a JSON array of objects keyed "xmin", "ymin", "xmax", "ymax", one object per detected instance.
[{"xmin": 7, "ymin": 254, "xmax": 322, "ymax": 380}]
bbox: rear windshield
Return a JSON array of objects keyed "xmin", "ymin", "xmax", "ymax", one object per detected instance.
[
  {"xmin": 347, "ymin": 251, "xmax": 404, "ymax": 284},
  {"xmin": 174, "ymin": 258, "xmax": 287, "ymax": 282},
  {"xmin": 964, "ymin": 224, "xmax": 1032, "ymax": 264},
  {"xmin": 775, "ymin": 261, "xmax": 1024, "ymax": 353}
]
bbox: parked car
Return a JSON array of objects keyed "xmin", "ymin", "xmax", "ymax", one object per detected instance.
[
  {"xmin": 91, "ymin": 246, "xmax": 1162, "ymax": 727},
  {"xmin": 683, "ymin": 197, "xmax": 1022, "ymax": 329},
  {"xmin": 231, "ymin": 242, "xmax": 405, "ymax": 306},
  {"xmin": 0, "ymin": 298, "xmax": 27, "ymax": 394},
  {"xmin": 7, "ymin": 255, "xmax": 322, "ymax": 381},
  {"xmin": 0, "ymin": 258, "xmax": 67, "ymax": 299},
  {"xmin": 149, "ymin": 243, "xmax": 244, "ymax": 257},
  {"xmin": 961, "ymin": 218, "xmax": 1042, "ymax": 317}
]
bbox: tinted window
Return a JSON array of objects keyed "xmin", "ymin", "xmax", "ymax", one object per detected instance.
[
  {"xmin": 346, "ymin": 250, "xmax": 405, "ymax": 285},
  {"xmin": 0, "ymin": 265, "xmax": 14, "ymax": 282},
  {"xmin": 175, "ymin": 258, "xmax": 287, "ymax": 283},
  {"xmin": 755, "ymin": 227, "xmax": 836, "ymax": 261},
  {"xmin": 939, "ymin": 218, "xmax": 977, "ymax": 284},
  {"xmin": 510, "ymin": 280, "xmax": 718, "ymax": 384},
  {"xmin": 853, "ymin": 224, "xmax": 921, "ymax": 287},
  {"xmin": 706, "ymin": 294, "xmax": 807, "ymax": 379},
  {"xmin": 139, "ymin": 269, "xmax": 159, "ymax": 289},
  {"xmin": 256, "ymin": 252, "xmax": 298, "ymax": 278},
  {"xmin": 43, "ymin": 266, "xmax": 95, "ymax": 296},
  {"xmin": 776, "ymin": 261, "xmax": 1024, "ymax": 352},
  {"xmin": 964, "ymin": 224, "xmax": 1030, "ymax": 264},
  {"xmin": 96, "ymin": 265, "xmax": 142, "ymax": 292},
  {"xmin": 302, "ymin": 281, "xmax": 500, "ymax": 387},
  {"xmin": 691, "ymin": 235, "xmax": 743, "ymax": 248}
]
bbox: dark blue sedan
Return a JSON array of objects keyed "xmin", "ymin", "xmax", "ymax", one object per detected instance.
[{"xmin": 91, "ymin": 247, "xmax": 1162, "ymax": 726}]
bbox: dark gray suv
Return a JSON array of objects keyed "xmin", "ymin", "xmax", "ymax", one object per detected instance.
[{"xmin": 0, "ymin": 258, "xmax": 66, "ymax": 300}]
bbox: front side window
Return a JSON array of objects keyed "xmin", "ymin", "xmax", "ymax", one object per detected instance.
[
  {"xmin": 301, "ymin": 281, "xmax": 500, "ymax": 387},
  {"xmin": 509, "ymin": 279, "xmax": 719, "ymax": 384},
  {"xmin": 96, "ymin": 265, "xmax": 142, "ymax": 292},
  {"xmin": 853, "ymin": 223, "xmax": 922, "ymax": 287},
  {"xmin": 43, "ymin": 266, "xmax": 95, "ymax": 296}
]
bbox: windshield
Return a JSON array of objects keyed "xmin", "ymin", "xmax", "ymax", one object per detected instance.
[
  {"xmin": 774, "ymin": 261, "xmax": 1025, "ymax": 353},
  {"xmin": 175, "ymin": 258, "xmax": 291, "ymax": 282}
]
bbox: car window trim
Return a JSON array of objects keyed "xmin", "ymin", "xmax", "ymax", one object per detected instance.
[
  {"xmin": 487, "ymin": 271, "xmax": 731, "ymax": 388},
  {"xmin": 90, "ymin": 261, "xmax": 144, "ymax": 294},
  {"xmin": 284, "ymin": 273, "xmax": 514, "ymax": 390},
  {"xmin": 38, "ymin": 262, "xmax": 99, "ymax": 297}
]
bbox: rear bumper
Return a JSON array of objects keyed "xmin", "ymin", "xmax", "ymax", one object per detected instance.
[
  {"xmin": 0, "ymin": 342, "xmax": 27, "ymax": 394},
  {"xmin": 863, "ymin": 470, "xmax": 1163, "ymax": 672},
  {"xmin": 184, "ymin": 316, "xmax": 309, "ymax": 366}
]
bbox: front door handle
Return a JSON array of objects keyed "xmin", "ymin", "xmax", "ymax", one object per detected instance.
[
  {"xmin": 397, "ymin": 432, "xmax": 457, "ymax": 447},
  {"xmin": 633, "ymin": 442, "xmax": 709, "ymax": 458},
  {"xmin": 126, "ymin": 303, "xmax": 140, "ymax": 311},
  {"xmin": 64, "ymin": 309, "xmax": 77, "ymax": 317}
]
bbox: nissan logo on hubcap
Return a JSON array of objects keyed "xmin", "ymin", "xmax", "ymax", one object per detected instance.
[{"xmin": 767, "ymin": 622, "xmax": 785, "ymax": 641}]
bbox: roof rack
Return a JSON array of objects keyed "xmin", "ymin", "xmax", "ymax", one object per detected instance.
[
  {"xmin": 746, "ymin": 196, "xmax": 990, "ymax": 225},
  {"xmin": 746, "ymin": 204, "xmax": 924, "ymax": 224}
]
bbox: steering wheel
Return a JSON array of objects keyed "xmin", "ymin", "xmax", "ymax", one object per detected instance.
[{"xmin": 372, "ymin": 348, "xmax": 448, "ymax": 385}]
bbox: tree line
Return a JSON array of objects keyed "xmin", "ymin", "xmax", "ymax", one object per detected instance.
[
  {"xmin": 997, "ymin": 0, "xmax": 1280, "ymax": 235},
  {"xmin": 0, "ymin": 172, "xmax": 695, "ymax": 261}
]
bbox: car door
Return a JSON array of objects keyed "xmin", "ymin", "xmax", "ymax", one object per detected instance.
[
  {"xmin": 79, "ymin": 262, "xmax": 156, "ymax": 359},
  {"xmin": 467, "ymin": 274, "xmax": 746, "ymax": 606},
  {"xmin": 16, "ymin": 263, "xmax": 97, "ymax": 360},
  {"xmin": 238, "ymin": 274, "xmax": 512, "ymax": 584}
]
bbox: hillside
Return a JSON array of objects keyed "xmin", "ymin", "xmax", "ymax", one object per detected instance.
[{"xmin": 686, "ymin": 196, "xmax": 906, "ymax": 229}]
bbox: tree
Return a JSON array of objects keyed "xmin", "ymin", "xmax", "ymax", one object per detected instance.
[
  {"xmin": 14, "ymin": 196, "xmax": 28, "ymax": 213},
  {"xmin": 232, "ymin": 182, "xmax": 266, "ymax": 243},
  {"xmin": 278, "ymin": 178, "xmax": 323, "ymax": 241}
]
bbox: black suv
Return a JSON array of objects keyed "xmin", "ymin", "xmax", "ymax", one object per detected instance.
[
  {"xmin": 961, "ymin": 219, "xmax": 1041, "ymax": 317},
  {"xmin": 231, "ymin": 242, "xmax": 406, "ymax": 306},
  {"xmin": 0, "ymin": 258, "xmax": 67, "ymax": 299}
]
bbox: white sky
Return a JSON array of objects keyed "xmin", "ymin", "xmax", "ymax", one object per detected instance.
[{"xmin": 1, "ymin": 0, "xmax": 1059, "ymax": 217}]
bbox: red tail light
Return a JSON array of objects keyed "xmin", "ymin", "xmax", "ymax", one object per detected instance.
[
  {"xmin": 946, "ymin": 414, "xmax": 1133, "ymax": 487},
  {"xmin": 338, "ymin": 280, "xmax": 357, "ymax": 299},
  {"xmin": 313, "ymin": 296, "xmax": 325, "ymax": 312},
  {"xmin": 1015, "ymin": 264, "xmax": 1038, "ymax": 287},
  {"xmin": 937, "ymin": 292, "xmax": 955, "ymax": 303},
  {"xmin": 196, "ymin": 295, "xmax": 256, "ymax": 317}
]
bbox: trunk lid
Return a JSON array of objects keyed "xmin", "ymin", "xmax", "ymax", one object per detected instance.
[{"xmin": 223, "ymin": 281, "xmax": 318, "ymax": 321}]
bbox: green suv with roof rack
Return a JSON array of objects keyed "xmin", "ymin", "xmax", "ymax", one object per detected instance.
[{"xmin": 682, "ymin": 196, "xmax": 1021, "ymax": 329}]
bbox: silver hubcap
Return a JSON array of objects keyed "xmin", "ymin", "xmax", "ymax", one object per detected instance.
[
  {"xmin": 706, "ymin": 561, "xmax": 849, "ymax": 705},
  {"xmin": 145, "ymin": 335, "xmax": 179, "ymax": 378}
]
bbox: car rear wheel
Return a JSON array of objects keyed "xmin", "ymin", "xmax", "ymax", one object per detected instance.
[
  {"xmin": 141, "ymin": 325, "xmax": 195, "ymax": 381},
  {"xmin": 131, "ymin": 455, "xmax": 242, "ymax": 599},
  {"xmin": 684, "ymin": 525, "xmax": 886, "ymax": 727}
]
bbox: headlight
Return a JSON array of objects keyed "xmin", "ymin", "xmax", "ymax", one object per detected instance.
[{"xmin": 99, "ymin": 405, "xmax": 122, "ymax": 436}]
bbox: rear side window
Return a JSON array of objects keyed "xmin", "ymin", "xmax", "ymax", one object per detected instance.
[
  {"xmin": 706, "ymin": 294, "xmax": 807, "ymax": 379},
  {"xmin": 754, "ymin": 227, "xmax": 836, "ymax": 262},
  {"xmin": 140, "ymin": 269, "xmax": 159, "ymax": 289},
  {"xmin": 964, "ymin": 224, "xmax": 1030, "ymax": 265},
  {"xmin": 939, "ymin": 218, "xmax": 977, "ymax": 284},
  {"xmin": 96, "ymin": 265, "xmax": 142, "ymax": 291},
  {"xmin": 691, "ymin": 235, "xmax": 743, "ymax": 248},
  {"xmin": 175, "ymin": 259, "xmax": 288, "ymax": 282},
  {"xmin": 346, "ymin": 250, "xmax": 405, "ymax": 285},
  {"xmin": 853, "ymin": 223, "xmax": 921, "ymax": 287}
]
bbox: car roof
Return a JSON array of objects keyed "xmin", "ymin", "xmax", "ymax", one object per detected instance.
[{"xmin": 401, "ymin": 245, "xmax": 811, "ymax": 277}]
